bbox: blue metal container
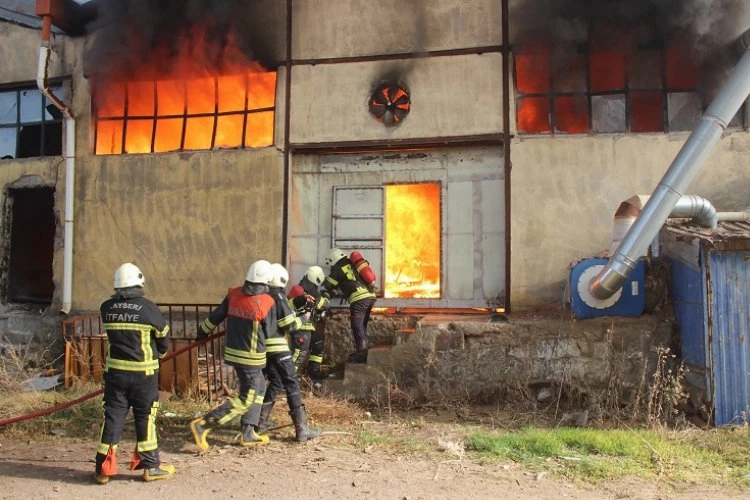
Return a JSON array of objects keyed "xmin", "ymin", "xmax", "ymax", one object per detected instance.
[{"xmin": 661, "ymin": 220, "xmax": 750, "ymax": 426}]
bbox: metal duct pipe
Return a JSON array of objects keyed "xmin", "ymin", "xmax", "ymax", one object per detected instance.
[
  {"xmin": 717, "ymin": 209, "xmax": 750, "ymax": 222},
  {"xmin": 589, "ymin": 32, "xmax": 750, "ymax": 300}
]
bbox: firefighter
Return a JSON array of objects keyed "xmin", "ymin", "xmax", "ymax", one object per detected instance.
[
  {"xmin": 94, "ymin": 263, "xmax": 175, "ymax": 484},
  {"xmin": 257, "ymin": 263, "xmax": 320, "ymax": 441},
  {"xmin": 189, "ymin": 260, "xmax": 276, "ymax": 451},
  {"xmin": 322, "ymin": 249, "xmax": 376, "ymax": 363},
  {"xmin": 288, "ymin": 265, "xmax": 329, "ymax": 379}
]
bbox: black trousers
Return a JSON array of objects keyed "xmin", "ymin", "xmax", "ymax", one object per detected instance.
[
  {"xmin": 95, "ymin": 370, "xmax": 160, "ymax": 472},
  {"xmin": 350, "ymin": 298, "xmax": 376, "ymax": 348},
  {"xmin": 205, "ymin": 365, "xmax": 265, "ymax": 427},
  {"xmin": 263, "ymin": 351, "xmax": 302, "ymax": 410},
  {"xmin": 291, "ymin": 330, "xmax": 312, "ymax": 371}
]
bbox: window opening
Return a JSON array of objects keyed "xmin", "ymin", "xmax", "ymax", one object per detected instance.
[
  {"xmin": 0, "ymin": 86, "xmax": 63, "ymax": 159},
  {"xmin": 514, "ymin": 43, "xmax": 742, "ymax": 135}
]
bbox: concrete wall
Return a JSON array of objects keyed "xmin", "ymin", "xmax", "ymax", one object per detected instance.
[
  {"xmin": 289, "ymin": 147, "xmax": 505, "ymax": 308},
  {"xmin": 0, "ymin": 21, "xmax": 287, "ymax": 311},
  {"xmin": 292, "ymin": 0, "xmax": 502, "ymax": 58},
  {"xmin": 509, "ymin": 132, "xmax": 750, "ymax": 309}
]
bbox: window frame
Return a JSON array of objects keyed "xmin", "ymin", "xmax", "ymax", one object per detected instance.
[
  {"xmin": 92, "ymin": 72, "xmax": 277, "ymax": 155},
  {"xmin": 513, "ymin": 43, "xmax": 740, "ymax": 136},
  {"xmin": 0, "ymin": 80, "xmax": 66, "ymax": 159}
]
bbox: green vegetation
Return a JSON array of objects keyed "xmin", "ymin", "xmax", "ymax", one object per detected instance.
[{"xmin": 468, "ymin": 426, "xmax": 750, "ymax": 484}]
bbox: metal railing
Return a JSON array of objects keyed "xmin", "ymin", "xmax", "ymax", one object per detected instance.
[{"xmin": 61, "ymin": 304, "xmax": 235, "ymax": 402}]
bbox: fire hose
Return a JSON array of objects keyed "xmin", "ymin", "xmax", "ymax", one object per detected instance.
[{"xmin": 0, "ymin": 332, "xmax": 224, "ymax": 428}]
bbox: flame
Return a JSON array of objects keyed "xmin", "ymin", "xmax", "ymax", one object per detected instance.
[
  {"xmin": 517, "ymin": 96, "xmax": 550, "ymax": 133},
  {"xmin": 554, "ymin": 96, "xmax": 588, "ymax": 134},
  {"xmin": 94, "ymin": 26, "xmax": 276, "ymax": 155},
  {"xmin": 384, "ymin": 183, "xmax": 440, "ymax": 298}
]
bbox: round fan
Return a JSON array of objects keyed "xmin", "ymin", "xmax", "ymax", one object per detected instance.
[{"xmin": 368, "ymin": 84, "xmax": 411, "ymax": 126}]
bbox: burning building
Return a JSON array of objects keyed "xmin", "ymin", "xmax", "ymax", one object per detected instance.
[{"xmin": 0, "ymin": 0, "xmax": 748, "ymax": 317}]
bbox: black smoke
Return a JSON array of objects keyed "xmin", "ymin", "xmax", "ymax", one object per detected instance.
[{"xmin": 84, "ymin": 0, "xmax": 284, "ymax": 79}]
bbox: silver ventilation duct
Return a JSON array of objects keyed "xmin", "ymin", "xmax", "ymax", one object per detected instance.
[{"xmin": 589, "ymin": 30, "xmax": 750, "ymax": 300}]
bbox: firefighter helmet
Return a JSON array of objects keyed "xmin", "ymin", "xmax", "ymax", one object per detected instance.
[
  {"xmin": 325, "ymin": 248, "xmax": 347, "ymax": 266},
  {"xmin": 245, "ymin": 260, "xmax": 273, "ymax": 284},
  {"xmin": 269, "ymin": 263, "xmax": 289, "ymax": 288},
  {"xmin": 305, "ymin": 265, "xmax": 325, "ymax": 286},
  {"xmin": 113, "ymin": 263, "xmax": 145, "ymax": 289}
]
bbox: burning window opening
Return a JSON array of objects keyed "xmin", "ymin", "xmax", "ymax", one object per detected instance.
[
  {"xmin": 94, "ymin": 71, "xmax": 276, "ymax": 154},
  {"xmin": 384, "ymin": 183, "xmax": 440, "ymax": 299},
  {"xmin": 514, "ymin": 44, "xmax": 743, "ymax": 135},
  {"xmin": 368, "ymin": 84, "xmax": 411, "ymax": 127}
]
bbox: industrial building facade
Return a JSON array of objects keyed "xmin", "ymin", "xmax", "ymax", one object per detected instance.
[{"xmin": 0, "ymin": 0, "xmax": 748, "ymax": 315}]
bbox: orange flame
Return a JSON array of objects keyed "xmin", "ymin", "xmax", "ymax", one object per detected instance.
[
  {"xmin": 94, "ymin": 25, "xmax": 276, "ymax": 155},
  {"xmin": 384, "ymin": 184, "xmax": 441, "ymax": 299}
]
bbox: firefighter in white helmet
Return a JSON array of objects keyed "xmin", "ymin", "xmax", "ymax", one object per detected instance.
[
  {"xmin": 189, "ymin": 260, "xmax": 277, "ymax": 451},
  {"xmin": 95, "ymin": 263, "xmax": 175, "ymax": 484},
  {"xmin": 322, "ymin": 249, "xmax": 376, "ymax": 364},
  {"xmin": 287, "ymin": 265, "xmax": 329, "ymax": 378},
  {"xmin": 257, "ymin": 263, "xmax": 320, "ymax": 441}
]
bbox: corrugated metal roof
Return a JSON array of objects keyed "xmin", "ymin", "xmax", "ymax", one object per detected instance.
[{"xmin": 663, "ymin": 220, "xmax": 750, "ymax": 250}]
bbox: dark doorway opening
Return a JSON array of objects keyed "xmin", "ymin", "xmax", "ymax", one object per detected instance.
[{"xmin": 7, "ymin": 187, "xmax": 55, "ymax": 303}]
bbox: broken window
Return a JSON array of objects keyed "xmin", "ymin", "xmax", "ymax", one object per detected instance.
[
  {"xmin": 0, "ymin": 85, "xmax": 63, "ymax": 159},
  {"xmin": 93, "ymin": 71, "xmax": 277, "ymax": 155},
  {"xmin": 514, "ymin": 43, "xmax": 742, "ymax": 135}
]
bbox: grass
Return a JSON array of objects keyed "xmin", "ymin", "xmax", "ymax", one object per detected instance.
[{"xmin": 468, "ymin": 426, "xmax": 750, "ymax": 484}]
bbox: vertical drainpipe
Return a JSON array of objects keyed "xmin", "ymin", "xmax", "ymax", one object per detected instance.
[
  {"xmin": 37, "ymin": 13, "xmax": 75, "ymax": 314},
  {"xmin": 281, "ymin": 0, "xmax": 293, "ymax": 266},
  {"xmin": 501, "ymin": 0, "xmax": 512, "ymax": 313},
  {"xmin": 589, "ymin": 34, "xmax": 750, "ymax": 300}
]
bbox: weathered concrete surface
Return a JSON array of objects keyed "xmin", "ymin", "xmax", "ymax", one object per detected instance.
[{"xmin": 320, "ymin": 312, "xmax": 673, "ymax": 406}]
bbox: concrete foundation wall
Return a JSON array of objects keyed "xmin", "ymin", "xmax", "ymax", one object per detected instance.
[{"xmin": 321, "ymin": 313, "xmax": 673, "ymax": 405}]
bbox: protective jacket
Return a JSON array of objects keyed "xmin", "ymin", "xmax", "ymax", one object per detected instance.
[
  {"xmin": 199, "ymin": 282, "xmax": 276, "ymax": 369},
  {"xmin": 322, "ymin": 257, "xmax": 376, "ymax": 304},
  {"xmin": 290, "ymin": 276, "xmax": 329, "ymax": 332},
  {"xmin": 267, "ymin": 286, "xmax": 300, "ymax": 354},
  {"xmin": 100, "ymin": 289, "xmax": 170, "ymax": 376}
]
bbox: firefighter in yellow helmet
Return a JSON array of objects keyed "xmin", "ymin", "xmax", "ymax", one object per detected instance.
[
  {"xmin": 189, "ymin": 260, "xmax": 276, "ymax": 451},
  {"xmin": 322, "ymin": 249, "xmax": 376, "ymax": 363},
  {"xmin": 95, "ymin": 263, "xmax": 175, "ymax": 484},
  {"xmin": 256, "ymin": 263, "xmax": 320, "ymax": 441}
]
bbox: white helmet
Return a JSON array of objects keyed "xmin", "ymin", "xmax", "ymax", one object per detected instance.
[
  {"xmin": 269, "ymin": 263, "xmax": 289, "ymax": 288},
  {"xmin": 305, "ymin": 265, "xmax": 325, "ymax": 286},
  {"xmin": 113, "ymin": 263, "xmax": 145, "ymax": 289},
  {"xmin": 325, "ymin": 248, "xmax": 347, "ymax": 266},
  {"xmin": 246, "ymin": 259, "xmax": 273, "ymax": 284}
]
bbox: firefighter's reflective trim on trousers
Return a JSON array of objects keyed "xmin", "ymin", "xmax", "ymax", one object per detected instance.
[
  {"xmin": 292, "ymin": 348, "xmax": 303, "ymax": 370},
  {"xmin": 224, "ymin": 346, "xmax": 265, "ymax": 366},
  {"xmin": 266, "ymin": 337, "xmax": 291, "ymax": 354},
  {"xmin": 136, "ymin": 401, "xmax": 159, "ymax": 452},
  {"xmin": 103, "ymin": 323, "xmax": 159, "ymax": 375},
  {"xmin": 309, "ymin": 354, "xmax": 323, "ymax": 364},
  {"xmin": 215, "ymin": 389, "xmax": 266, "ymax": 425}
]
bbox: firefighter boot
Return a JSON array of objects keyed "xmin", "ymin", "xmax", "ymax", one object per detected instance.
[
  {"xmin": 307, "ymin": 362, "xmax": 327, "ymax": 380},
  {"xmin": 189, "ymin": 417, "xmax": 214, "ymax": 453},
  {"xmin": 346, "ymin": 338, "xmax": 368, "ymax": 364},
  {"xmin": 239, "ymin": 425, "xmax": 270, "ymax": 446},
  {"xmin": 290, "ymin": 405, "xmax": 321, "ymax": 442},
  {"xmin": 257, "ymin": 402, "xmax": 276, "ymax": 432},
  {"xmin": 142, "ymin": 464, "xmax": 176, "ymax": 482}
]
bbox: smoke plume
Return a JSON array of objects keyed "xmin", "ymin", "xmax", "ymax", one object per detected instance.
[{"xmin": 84, "ymin": 0, "xmax": 284, "ymax": 79}]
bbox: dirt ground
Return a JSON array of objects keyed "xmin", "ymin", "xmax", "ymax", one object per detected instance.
[{"xmin": 1, "ymin": 416, "xmax": 747, "ymax": 500}]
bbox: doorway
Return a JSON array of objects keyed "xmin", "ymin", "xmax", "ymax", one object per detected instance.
[{"xmin": 6, "ymin": 187, "xmax": 55, "ymax": 303}]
